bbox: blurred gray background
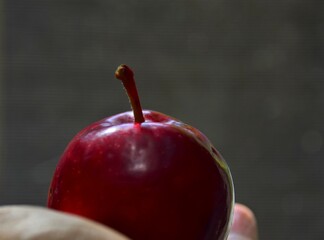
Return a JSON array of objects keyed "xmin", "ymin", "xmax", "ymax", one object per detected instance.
[{"xmin": 1, "ymin": 0, "xmax": 324, "ymax": 239}]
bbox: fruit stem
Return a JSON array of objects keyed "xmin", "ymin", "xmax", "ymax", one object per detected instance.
[{"xmin": 115, "ymin": 64, "xmax": 145, "ymax": 124}]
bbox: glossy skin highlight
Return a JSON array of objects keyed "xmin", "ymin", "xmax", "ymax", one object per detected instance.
[{"xmin": 48, "ymin": 110, "xmax": 234, "ymax": 240}]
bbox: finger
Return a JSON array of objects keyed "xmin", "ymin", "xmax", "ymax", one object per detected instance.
[
  {"xmin": 0, "ymin": 205, "xmax": 130, "ymax": 240},
  {"xmin": 227, "ymin": 203, "xmax": 258, "ymax": 240}
]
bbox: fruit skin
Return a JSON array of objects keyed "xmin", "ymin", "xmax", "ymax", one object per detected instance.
[{"xmin": 48, "ymin": 110, "xmax": 234, "ymax": 240}]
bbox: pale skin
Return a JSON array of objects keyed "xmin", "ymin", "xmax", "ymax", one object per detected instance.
[{"xmin": 0, "ymin": 203, "xmax": 257, "ymax": 240}]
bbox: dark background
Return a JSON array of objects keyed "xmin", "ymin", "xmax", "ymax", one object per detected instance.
[{"xmin": 1, "ymin": 1, "xmax": 324, "ymax": 239}]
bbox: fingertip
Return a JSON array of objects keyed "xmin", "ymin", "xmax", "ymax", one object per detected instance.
[{"xmin": 228, "ymin": 203, "xmax": 258, "ymax": 240}]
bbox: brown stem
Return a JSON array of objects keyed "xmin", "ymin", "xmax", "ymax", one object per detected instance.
[{"xmin": 115, "ymin": 64, "xmax": 145, "ymax": 124}]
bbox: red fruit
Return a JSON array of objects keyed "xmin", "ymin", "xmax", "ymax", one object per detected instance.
[{"xmin": 48, "ymin": 65, "xmax": 234, "ymax": 240}]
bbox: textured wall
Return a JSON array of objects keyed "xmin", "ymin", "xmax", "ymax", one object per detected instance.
[{"xmin": 2, "ymin": 1, "xmax": 324, "ymax": 239}]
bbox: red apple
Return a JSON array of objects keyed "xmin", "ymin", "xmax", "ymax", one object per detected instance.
[{"xmin": 47, "ymin": 65, "xmax": 234, "ymax": 240}]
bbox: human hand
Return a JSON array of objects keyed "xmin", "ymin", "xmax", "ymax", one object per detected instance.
[
  {"xmin": 0, "ymin": 205, "xmax": 129, "ymax": 240},
  {"xmin": 0, "ymin": 203, "xmax": 257, "ymax": 240}
]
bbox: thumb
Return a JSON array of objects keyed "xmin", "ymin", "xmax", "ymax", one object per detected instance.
[{"xmin": 227, "ymin": 203, "xmax": 258, "ymax": 240}]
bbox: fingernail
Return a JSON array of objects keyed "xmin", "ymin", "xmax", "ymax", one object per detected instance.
[{"xmin": 228, "ymin": 232, "xmax": 252, "ymax": 240}]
